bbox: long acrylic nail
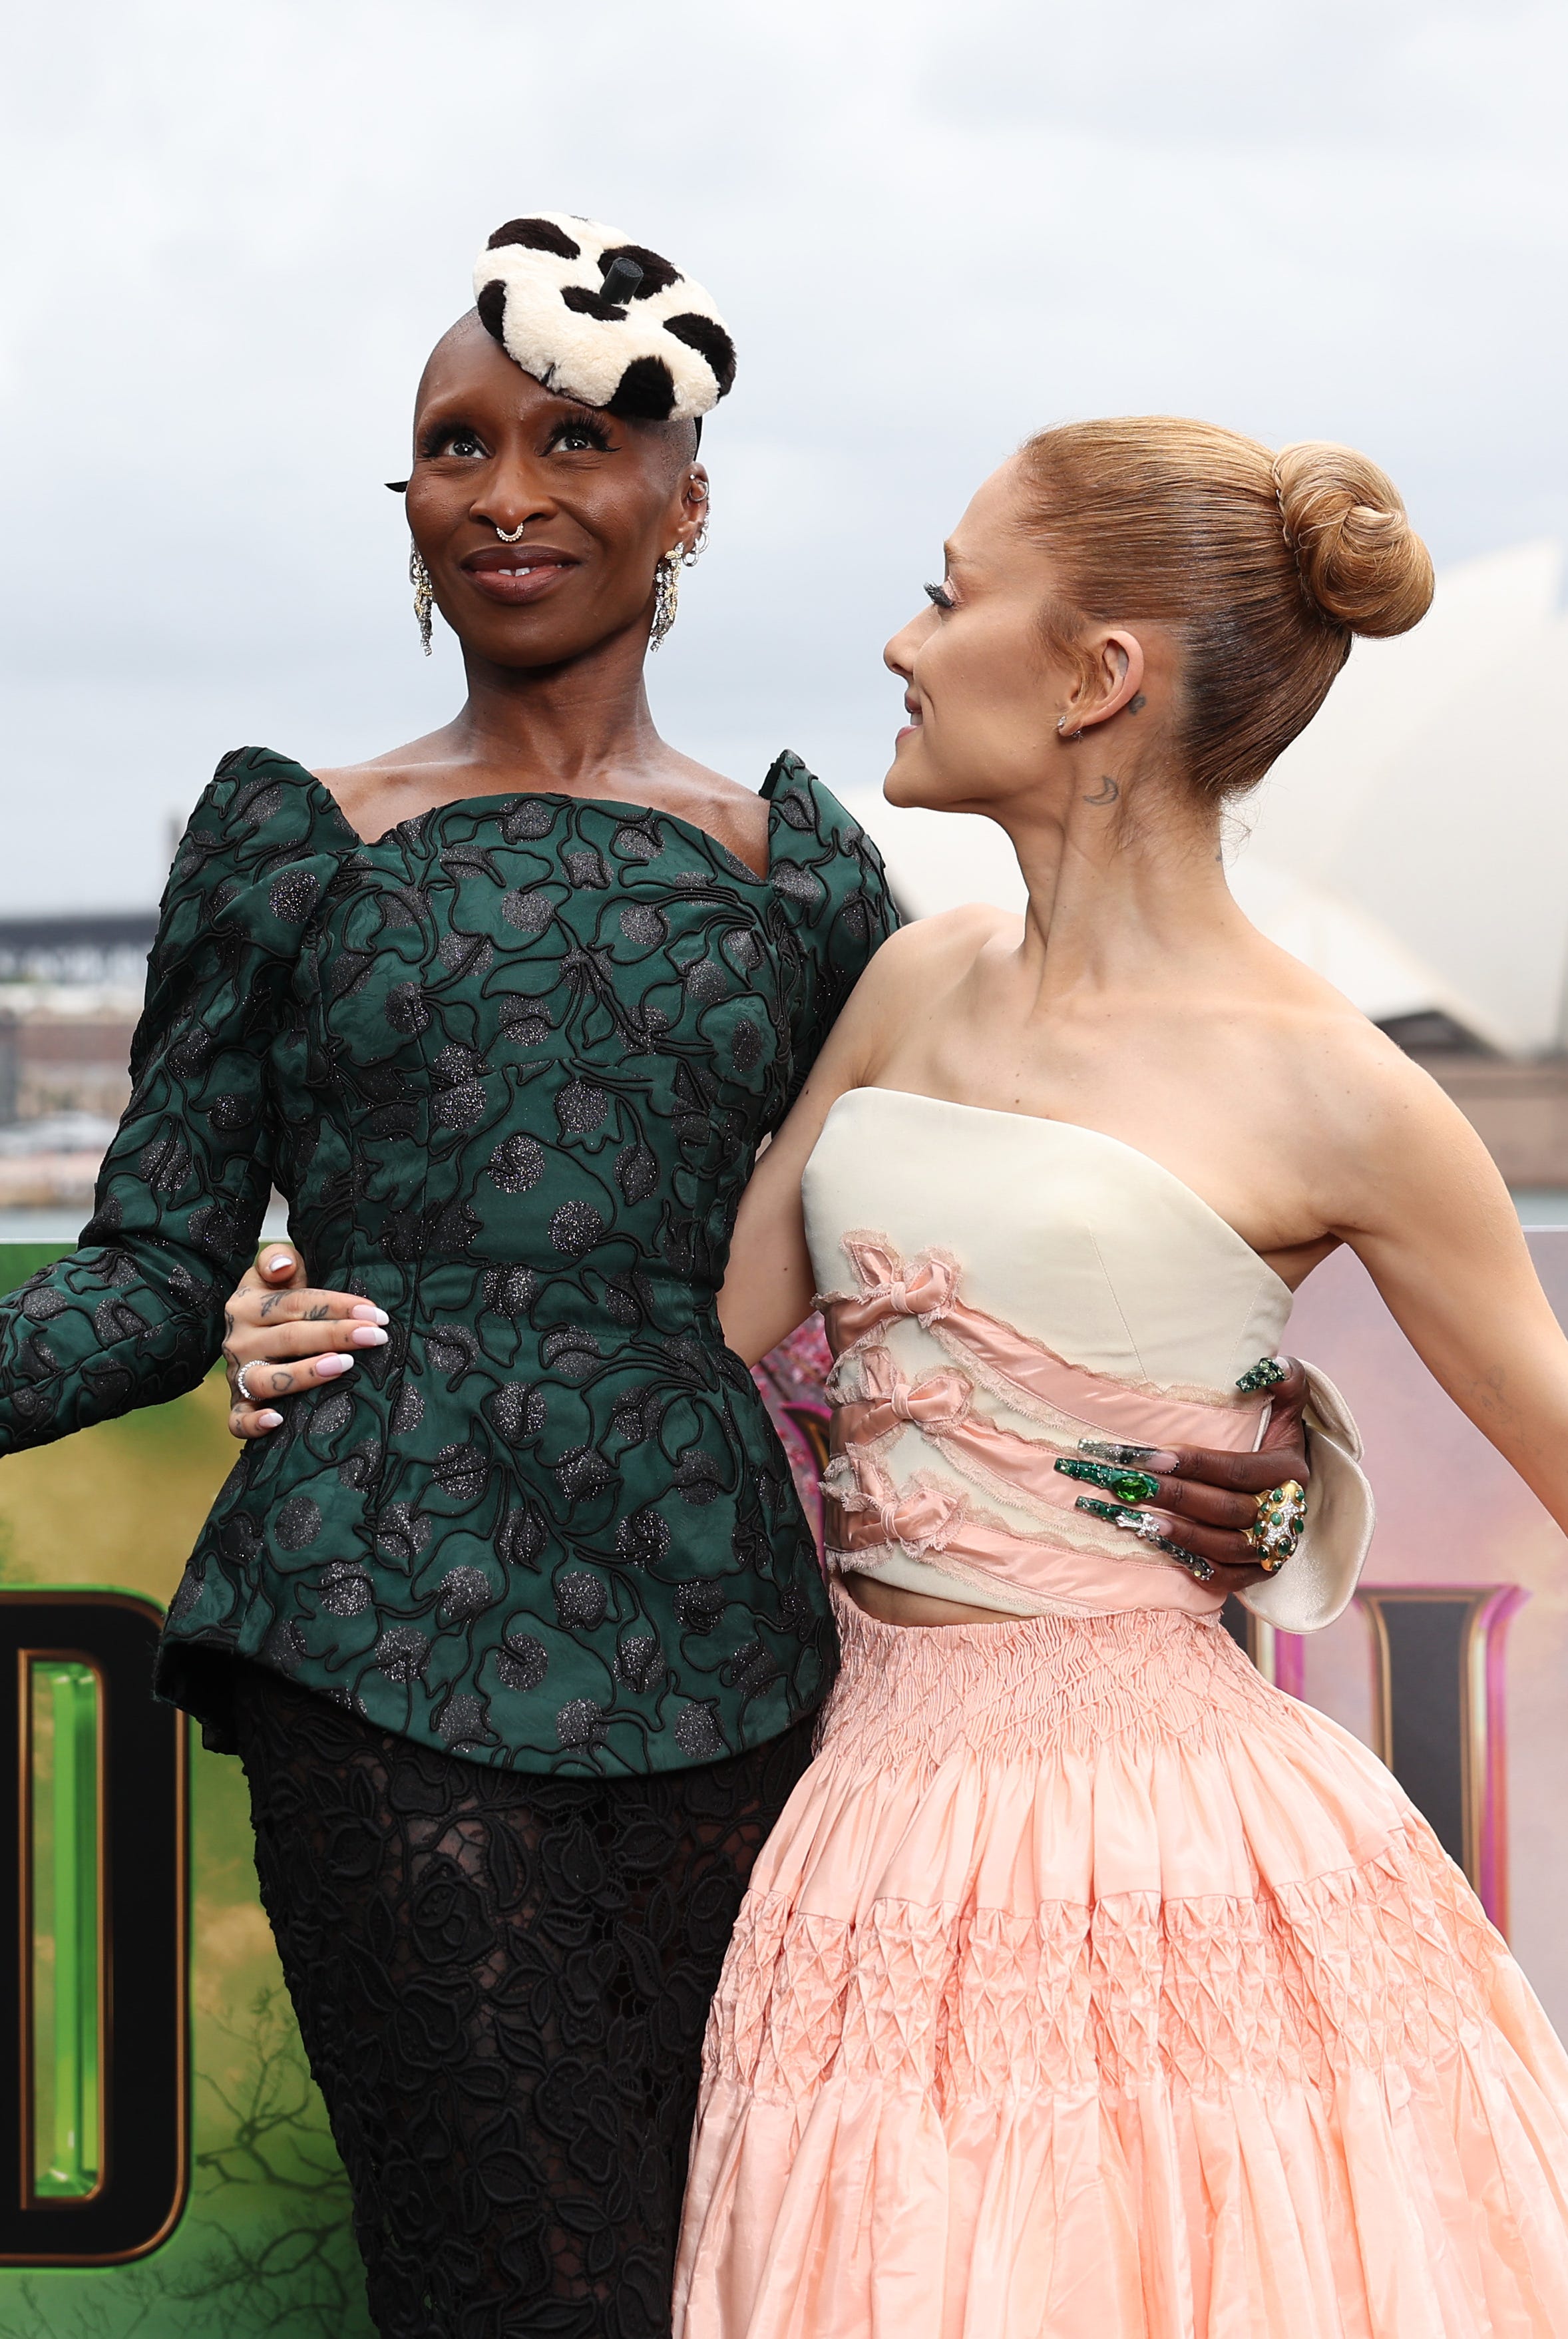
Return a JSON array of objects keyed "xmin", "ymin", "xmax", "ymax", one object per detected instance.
[
  {"xmin": 1074, "ymin": 1496, "xmax": 1215, "ymax": 1582},
  {"xmin": 256, "ymin": 1410, "xmax": 284, "ymax": 1430},
  {"xmin": 1237, "ymin": 1355, "xmax": 1287, "ymax": 1392},
  {"xmin": 316, "ymin": 1354, "xmax": 355, "ymax": 1377},
  {"xmin": 266, "ymin": 1253, "xmax": 295, "ymax": 1275},
  {"xmin": 1074, "ymin": 1496, "xmax": 1126, "ymax": 1524},
  {"xmin": 1078, "ymin": 1436, "xmax": 1181, "ymax": 1474},
  {"xmin": 350, "ymin": 1305, "xmax": 391, "ymax": 1325},
  {"xmin": 349, "ymin": 1326, "xmax": 389, "ymax": 1347},
  {"xmin": 1056, "ymin": 1456, "xmax": 1160, "ymax": 1504}
]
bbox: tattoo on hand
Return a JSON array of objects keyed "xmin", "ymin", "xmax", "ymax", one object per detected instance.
[
  {"xmin": 305, "ymin": 1304, "xmax": 329, "ymax": 1321},
  {"xmin": 269, "ymin": 1369, "xmax": 292, "ymax": 1395},
  {"xmin": 224, "ymin": 1311, "xmax": 234, "ymax": 1339},
  {"xmin": 260, "ymin": 1294, "xmax": 281, "ymax": 1319},
  {"xmin": 1083, "ymin": 775, "xmax": 1119, "ymax": 806},
  {"xmin": 1127, "ymin": 692, "xmax": 1146, "ymax": 715}
]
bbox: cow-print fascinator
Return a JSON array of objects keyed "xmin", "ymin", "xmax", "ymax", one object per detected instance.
[{"xmin": 473, "ymin": 213, "xmax": 736, "ymax": 423}]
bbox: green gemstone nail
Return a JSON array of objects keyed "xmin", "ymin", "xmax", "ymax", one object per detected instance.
[
  {"xmin": 1073, "ymin": 1495, "xmax": 1126, "ymax": 1524},
  {"xmin": 1236, "ymin": 1356, "xmax": 1287, "ymax": 1393},
  {"xmin": 1055, "ymin": 1456, "xmax": 1159, "ymax": 1503}
]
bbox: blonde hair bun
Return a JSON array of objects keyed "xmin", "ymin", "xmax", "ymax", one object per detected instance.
[{"xmin": 1271, "ymin": 441, "xmax": 1434, "ymax": 638}]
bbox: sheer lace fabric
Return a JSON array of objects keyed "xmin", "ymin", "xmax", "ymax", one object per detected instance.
[
  {"xmin": 232, "ymin": 1667, "xmax": 816, "ymax": 2339},
  {"xmin": 675, "ymin": 1592, "xmax": 1568, "ymax": 2337}
]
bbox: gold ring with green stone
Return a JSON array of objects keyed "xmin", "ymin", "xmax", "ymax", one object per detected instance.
[{"xmin": 1247, "ymin": 1478, "xmax": 1306, "ymax": 1572}]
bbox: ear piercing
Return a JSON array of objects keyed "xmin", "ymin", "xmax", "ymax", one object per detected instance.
[{"xmin": 1057, "ymin": 717, "xmax": 1083, "ymax": 742}]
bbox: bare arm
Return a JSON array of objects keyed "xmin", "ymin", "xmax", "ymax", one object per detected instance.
[
  {"xmin": 715, "ymin": 929, "xmax": 931, "ymax": 1363},
  {"xmin": 1326, "ymin": 1052, "xmax": 1568, "ymax": 1530}
]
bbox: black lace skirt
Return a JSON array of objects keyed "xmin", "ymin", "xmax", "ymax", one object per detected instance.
[{"xmin": 232, "ymin": 1667, "xmax": 819, "ymax": 2339}]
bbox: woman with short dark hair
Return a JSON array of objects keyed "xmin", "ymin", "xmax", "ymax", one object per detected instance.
[{"xmin": 0, "ymin": 228, "xmax": 1312, "ymax": 2336}]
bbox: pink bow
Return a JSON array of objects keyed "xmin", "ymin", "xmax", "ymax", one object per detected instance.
[
  {"xmin": 854, "ymin": 1349, "xmax": 973, "ymax": 1436},
  {"xmin": 821, "ymin": 1237, "xmax": 960, "ymax": 1353},
  {"xmin": 825, "ymin": 1454, "xmax": 967, "ymax": 1555}
]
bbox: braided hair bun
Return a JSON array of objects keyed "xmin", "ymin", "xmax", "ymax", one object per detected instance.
[{"xmin": 1272, "ymin": 442, "xmax": 1434, "ymax": 638}]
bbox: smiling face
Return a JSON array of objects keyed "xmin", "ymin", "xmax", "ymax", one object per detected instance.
[
  {"xmin": 405, "ymin": 312, "xmax": 705, "ymax": 670},
  {"xmin": 882, "ymin": 458, "xmax": 1087, "ymax": 816}
]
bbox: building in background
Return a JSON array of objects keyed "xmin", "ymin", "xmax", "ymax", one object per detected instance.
[
  {"xmin": 3, "ymin": 542, "xmax": 1565, "ymax": 1215},
  {"xmin": 0, "ymin": 917, "xmax": 149, "ymax": 1215},
  {"xmin": 847, "ymin": 540, "xmax": 1568, "ymax": 1195}
]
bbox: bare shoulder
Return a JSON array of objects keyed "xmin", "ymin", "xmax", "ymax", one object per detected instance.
[
  {"xmin": 1243, "ymin": 941, "xmax": 1504, "ymax": 1228},
  {"xmin": 657, "ymin": 752, "xmax": 769, "ymax": 869},
  {"xmin": 877, "ymin": 901, "xmax": 1018, "ymax": 974},
  {"xmin": 305, "ymin": 731, "xmax": 465, "ymax": 840},
  {"xmin": 798, "ymin": 905, "xmax": 1012, "ymax": 1081}
]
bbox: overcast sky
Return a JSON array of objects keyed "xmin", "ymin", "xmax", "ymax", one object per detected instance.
[{"xmin": 1, "ymin": 0, "xmax": 1564, "ymax": 911}]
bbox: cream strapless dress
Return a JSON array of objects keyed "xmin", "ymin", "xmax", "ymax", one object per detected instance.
[{"xmin": 674, "ymin": 1090, "xmax": 1568, "ymax": 2339}]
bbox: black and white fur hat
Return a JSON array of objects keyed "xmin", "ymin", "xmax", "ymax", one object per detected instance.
[{"xmin": 473, "ymin": 214, "xmax": 736, "ymax": 423}]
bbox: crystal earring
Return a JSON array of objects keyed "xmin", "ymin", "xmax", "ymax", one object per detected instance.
[
  {"xmin": 650, "ymin": 546, "xmax": 683, "ymax": 651},
  {"xmin": 410, "ymin": 542, "xmax": 434, "ymax": 656}
]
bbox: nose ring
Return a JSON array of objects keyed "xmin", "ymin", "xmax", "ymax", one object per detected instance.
[{"xmin": 495, "ymin": 523, "xmax": 527, "ymax": 543}]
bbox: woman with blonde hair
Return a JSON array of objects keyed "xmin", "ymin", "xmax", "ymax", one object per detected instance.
[{"xmin": 672, "ymin": 420, "xmax": 1568, "ymax": 2334}]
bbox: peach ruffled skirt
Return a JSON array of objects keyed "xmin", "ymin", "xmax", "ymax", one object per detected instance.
[{"xmin": 673, "ymin": 1588, "xmax": 1568, "ymax": 2337}]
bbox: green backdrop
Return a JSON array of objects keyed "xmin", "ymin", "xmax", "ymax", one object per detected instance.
[{"xmin": 0, "ymin": 1242, "xmax": 374, "ymax": 2338}]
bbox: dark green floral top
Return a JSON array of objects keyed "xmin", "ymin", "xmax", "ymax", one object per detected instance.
[{"xmin": 0, "ymin": 747, "xmax": 898, "ymax": 1775}]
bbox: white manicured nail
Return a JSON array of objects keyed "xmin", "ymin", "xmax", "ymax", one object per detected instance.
[
  {"xmin": 256, "ymin": 1410, "xmax": 284, "ymax": 1430},
  {"xmin": 316, "ymin": 1354, "xmax": 354, "ymax": 1378},
  {"xmin": 350, "ymin": 1327, "xmax": 389, "ymax": 1347}
]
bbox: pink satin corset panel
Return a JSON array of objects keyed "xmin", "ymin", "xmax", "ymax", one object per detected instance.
[{"xmin": 802, "ymin": 1088, "xmax": 1297, "ymax": 1619}]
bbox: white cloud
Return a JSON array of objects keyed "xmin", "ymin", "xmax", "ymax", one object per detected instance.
[{"xmin": 1, "ymin": 0, "xmax": 1563, "ymax": 905}]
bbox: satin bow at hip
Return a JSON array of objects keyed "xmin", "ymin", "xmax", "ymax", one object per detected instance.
[
  {"xmin": 820, "ymin": 1237, "xmax": 960, "ymax": 1351},
  {"xmin": 839, "ymin": 1348, "xmax": 974, "ymax": 1440},
  {"xmin": 822, "ymin": 1455, "xmax": 968, "ymax": 1555}
]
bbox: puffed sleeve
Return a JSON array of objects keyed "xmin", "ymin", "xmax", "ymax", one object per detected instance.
[
  {"xmin": 0, "ymin": 751, "xmax": 331, "ymax": 1450},
  {"xmin": 760, "ymin": 753, "xmax": 901, "ymax": 1123}
]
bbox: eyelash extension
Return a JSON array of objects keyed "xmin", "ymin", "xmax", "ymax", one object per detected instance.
[
  {"xmin": 417, "ymin": 421, "xmax": 486, "ymax": 460},
  {"xmin": 546, "ymin": 413, "xmax": 614, "ymax": 453},
  {"xmin": 924, "ymin": 580, "xmax": 955, "ymax": 610}
]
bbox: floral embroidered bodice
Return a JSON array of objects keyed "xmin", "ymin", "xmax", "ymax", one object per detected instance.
[
  {"xmin": 803, "ymin": 1087, "xmax": 1372, "ymax": 1629},
  {"xmin": 0, "ymin": 747, "xmax": 898, "ymax": 1773}
]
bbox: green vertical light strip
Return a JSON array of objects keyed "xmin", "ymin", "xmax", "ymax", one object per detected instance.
[{"xmin": 31, "ymin": 1660, "xmax": 102, "ymax": 2199}]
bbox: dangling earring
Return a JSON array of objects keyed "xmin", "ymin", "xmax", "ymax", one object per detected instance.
[
  {"xmin": 410, "ymin": 542, "xmax": 434, "ymax": 657},
  {"xmin": 650, "ymin": 546, "xmax": 683, "ymax": 651}
]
